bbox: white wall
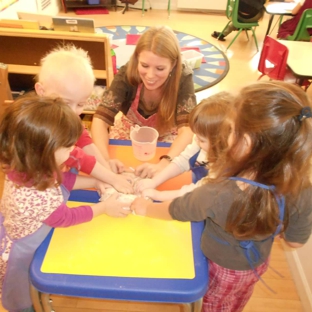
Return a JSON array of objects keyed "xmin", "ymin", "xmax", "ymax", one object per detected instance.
[
  {"xmin": 35, "ymin": 0, "xmax": 61, "ymax": 15},
  {"xmin": 0, "ymin": 0, "xmax": 37, "ymax": 19},
  {"xmin": 2, "ymin": 0, "xmax": 222, "ymax": 19},
  {"xmin": 116, "ymin": 0, "xmax": 177, "ymax": 11},
  {"xmin": 116, "ymin": 0, "xmax": 225, "ymax": 12},
  {"xmin": 0, "ymin": 0, "xmax": 60, "ymax": 19},
  {"xmin": 177, "ymin": 0, "xmax": 227, "ymax": 12},
  {"xmin": 283, "ymin": 237, "xmax": 312, "ymax": 312}
]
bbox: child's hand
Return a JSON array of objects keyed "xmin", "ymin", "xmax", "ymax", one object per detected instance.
[
  {"xmin": 135, "ymin": 178, "xmax": 156, "ymax": 193},
  {"xmin": 130, "ymin": 197, "xmax": 151, "ymax": 216},
  {"xmin": 109, "ymin": 159, "xmax": 126, "ymax": 174},
  {"xmin": 94, "ymin": 180, "xmax": 112, "ymax": 196},
  {"xmin": 103, "ymin": 193, "xmax": 132, "ymax": 218},
  {"xmin": 142, "ymin": 189, "xmax": 160, "ymax": 201},
  {"xmin": 134, "ymin": 162, "xmax": 166, "ymax": 179},
  {"xmin": 112, "ymin": 174, "xmax": 134, "ymax": 194}
]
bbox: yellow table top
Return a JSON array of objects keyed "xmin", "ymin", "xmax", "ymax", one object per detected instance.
[{"xmin": 41, "ymin": 143, "xmax": 195, "ymax": 279}]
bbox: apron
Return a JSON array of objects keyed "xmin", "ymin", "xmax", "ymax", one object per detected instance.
[
  {"xmin": 228, "ymin": 177, "xmax": 285, "ymax": 265},
  {"xmin": 1, "ymin": 223, "xmax": 52, "ymax": 311},
  {"xmin": 211, "ymin": 177, "xmax": 285, "ymax": 292},
  {"xmin": 109, "ymin": 84, "xmax": 178, "ymax": 142},
  {"xmin": 188, "ymin": 150, "xmax": 209, "ymax": 184},
  {"xmin": 1, "ymin": 185, "xmax": 70, "ymax": 311}
]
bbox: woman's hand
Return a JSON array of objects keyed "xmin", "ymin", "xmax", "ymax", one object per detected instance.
[
  {"xmin": 130, "ymin": 197, "xmax": 152, "ymax": 216},
  {"xmin": 109, "ymin": 159, "xmax": 126, "ymax": 174}
]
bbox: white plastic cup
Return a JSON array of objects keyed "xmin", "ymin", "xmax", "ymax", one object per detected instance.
[{"xmin": 130, "ymin": 125, "xmax": 159, "ymax": 161}]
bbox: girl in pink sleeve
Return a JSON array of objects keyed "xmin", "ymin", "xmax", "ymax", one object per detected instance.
[{"xmin": 0, "ymin": 96, "xmax": 131, "ymax": 312}]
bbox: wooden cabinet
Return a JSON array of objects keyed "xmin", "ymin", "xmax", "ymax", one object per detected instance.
[
  {"xmin": 1, "ymin": 28, "xmax": 114, "ymax": 94},
  {"xmin": 61, "ymin": 0, "xmax": 117, "ymax": 13}
]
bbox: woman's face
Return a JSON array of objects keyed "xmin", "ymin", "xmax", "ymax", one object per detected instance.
[{"xmin": 137, "ymin": 51, "xmax": 174, "ymax": 91}]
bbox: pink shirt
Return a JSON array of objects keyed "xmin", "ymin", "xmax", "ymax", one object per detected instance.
[
  {"xmin": 43, "ymin": 172, "xmax": 93, "ymax": 227},
  {"xmin": 65, "ymin": 147, "xmax": 96, "ymax": 175},
  {"xmin": 65, "ymin": 128, "xmax": 96, "ymax": 175},
  {"xmin": 76, "ymin": 128, "xmax": 93, "ymax": 148},
  {"xmin": 1, "ymin": 171, "xmax": 93, "ymax": 239}
]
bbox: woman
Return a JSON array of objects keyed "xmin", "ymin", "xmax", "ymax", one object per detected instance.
[
  {"xmin": 277, "ymin": 0, "xmax": 312, "ymax": 39},
  {"xmin": 91, "ymin": 26, "xmax": 196, "ymax": 178}
]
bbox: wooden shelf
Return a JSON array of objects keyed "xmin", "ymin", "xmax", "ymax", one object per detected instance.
[
  {"xmin": 61, "ymin": 0, "xmax": 117, "ymax": 12},
  {"xmin": 1, "ymin": 28, "xmax": 114, "ymax": 93}
]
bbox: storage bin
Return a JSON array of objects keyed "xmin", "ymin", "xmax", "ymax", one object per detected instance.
[
  {"xmin": 88, "ymin": 0, "xmax": 100, "ymax": 4},
  {"xmin": 181, "ymin": 50, "xmax": 204, "ymax": 69}
]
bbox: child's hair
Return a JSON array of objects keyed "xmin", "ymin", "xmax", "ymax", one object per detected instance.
[
  {"xmin": 0, "ymin": 95, "xmax": 83, "ymax": 191},
  {"xmin": 126, "ymin": 26, "xmax": 182, "ymax": 132},
  {"xmin": 37, "ymin": 44, "xmax": 95, "ymax": 85},
  {"xmin": 215, "ymin": 81, "xmax": 312, "ymax": 239},
  {"xmin": 189, "ymin": 91, "xmax": 235, "ymax": 163}
]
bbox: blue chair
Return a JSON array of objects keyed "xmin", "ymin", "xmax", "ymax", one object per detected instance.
[{"xmin": 219, "ymin": 0, "xmax": 259, "ymax": 51}]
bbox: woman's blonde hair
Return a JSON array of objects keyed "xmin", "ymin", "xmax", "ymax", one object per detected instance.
[
  {"xmin": 0, "ymin": 95, "xmax": 83, "ymax": 190},
  {"xmin": 126, "ymin": 26, "xmax": 182, "ymax": 132}
]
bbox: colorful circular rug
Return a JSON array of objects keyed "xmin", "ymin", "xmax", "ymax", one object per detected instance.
[{"xmin": 96, "ymin": 25, "xmax": 229, "ymax": 92}]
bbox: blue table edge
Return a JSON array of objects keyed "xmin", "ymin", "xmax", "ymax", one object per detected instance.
[{"xmin": 30, "ymin": 139, "xmax": 208, "ymax": 303}]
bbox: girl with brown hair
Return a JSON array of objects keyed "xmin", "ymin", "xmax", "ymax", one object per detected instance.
[
  {"xmin": 135, "ymin": 92, "xmax": 235, "ymax": 201},
  {"xmin": 0, "ymin": 96, "xmax": 131, "ymax": 311},
  {"xmin": 131, "ymin": 81, "xmax": 312, "ymax": 311}
]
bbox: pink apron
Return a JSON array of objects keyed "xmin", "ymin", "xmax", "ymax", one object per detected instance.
[{"xmin": 109, "ymin": 84, "xmax": 177, "ymax": 142}]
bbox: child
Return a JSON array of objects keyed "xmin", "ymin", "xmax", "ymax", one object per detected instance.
[
  {"xmin": 211, "ymin": 0, "xmax": 266, "ymax": 41},
  {"xmin": 131, "ymin": 81, "xmax": 312, "ymax": 311},
  {"xmin": 34, "ymin": 44, "xmax": 133, "ymax": 194},
  {"xmin": 135, "ymin": 92, "xmax": 235, "ymax": 201},
  {"xmin": 0, "ymin": 96, "xmax": 131, "ymax": 312},
  {"xmin": 277, "ymin": 0, "xmax": 312, "ymax": 39}
]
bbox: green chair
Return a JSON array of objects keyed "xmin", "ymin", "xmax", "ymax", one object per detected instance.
[
  {"xmin": 167, "ymin": 0, "xmax": 171, "ymax": 17},
  {"xmin": 286, "ymin": 8, "xmax": 312, "ymax": 41},
  {"xmin": 218, "ymin": 0, "xmax": 259, "ymax": 51}
]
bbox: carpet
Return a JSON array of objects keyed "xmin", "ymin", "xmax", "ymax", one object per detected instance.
[
  {"xmin": 75, "ymin": 8, "xmax": 109, "ymax": 15},
  {"xmin": 96, "ymin": 25, "xmax": 229, "ymax": 92}
]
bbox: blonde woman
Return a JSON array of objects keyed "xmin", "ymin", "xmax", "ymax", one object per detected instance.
[{"xmin": 91, "ymin": 26, "xmax": 196, "ymax": 178}]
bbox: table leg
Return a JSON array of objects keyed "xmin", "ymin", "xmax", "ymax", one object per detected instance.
[
  {"xmin": 30, "ymin": 284, "xmax": 43, "ymax": 312},
  {"xmin": 181, "ymin": 303, "xmax": 192, "ymax": 312},
  {"xmin": 192, "ymin": 298, "xmax": 203, "ymax": 312},
  {"xmin": 265, "ymin": 14, "xmax": 275, "ymax": 37},
  {"xmin": 180, "ymin": 298, "xmax": 202, "ymax": 312},
  {"xmin": 41, "ymin": 293, "xmax": 53, "ymax": 312}
]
